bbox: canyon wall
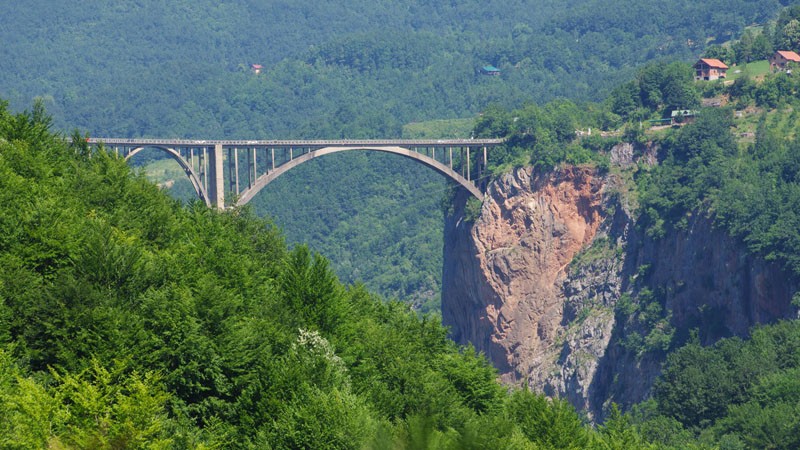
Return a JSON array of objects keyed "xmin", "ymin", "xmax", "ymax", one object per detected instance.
[{"xmin": 442, "ymin": 158, "xmax": 798, "ymax": 419}]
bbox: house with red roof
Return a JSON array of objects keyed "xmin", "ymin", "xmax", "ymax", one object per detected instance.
[
  {"xmin": 693, "ymin": 58, "xmax": 729, "ymax": 81},
  {"xmin": 769, "ymin": 51, "xmax": 800, "ymax": 71},
  {"xmin": 251, "ymin": 64, "xmax": 263, "ymax": 74}
]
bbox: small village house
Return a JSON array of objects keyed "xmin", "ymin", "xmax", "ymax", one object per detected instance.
[
  {"xmin": 670, "ymin": 109, "xmax": 698, "ymax": 125},
  {"xmin": 250, "ymin": 64, "xmax": 263, "ymax": 74},
  {"xmin": 693, "ymin": 58, "xmax": 728, "ymax": 80},
  {"xmin": 769, "ymin": 50, "xmax": 800, "ymax": 71}
]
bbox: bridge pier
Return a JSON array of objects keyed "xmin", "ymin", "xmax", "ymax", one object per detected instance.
[
  {"xmin": 234, "ymin": 148, "xmax": 240, "ymax": 195},
  {"xmin": 466, "ymin": 147, "xmax": 471, "ymax": 181},
  {"xmin": 208, "ymin": 144, "xmax": 225, "ymax": 209}
]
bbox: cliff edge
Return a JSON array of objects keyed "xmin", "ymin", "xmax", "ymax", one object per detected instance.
[{"xmin": 442, "ymin": 158, "xmax": 798, "ymax": 419}]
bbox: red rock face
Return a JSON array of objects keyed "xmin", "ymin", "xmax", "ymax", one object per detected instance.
[
  {"xmin": 443, "ymin": 163, "xmax": 798, "ymax": 419},
  {"xmin": 442, "ymin": 166, "xmax": 606, "ymax": 383}
]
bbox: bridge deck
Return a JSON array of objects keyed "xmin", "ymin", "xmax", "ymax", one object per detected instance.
[{"xmin": 87, "ymin": 138, "xmax": 504, "ymax": 146}]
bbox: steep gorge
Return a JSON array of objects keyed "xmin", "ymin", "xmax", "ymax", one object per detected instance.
[{"xmin": 441, "ymin": 151, "xmax": 799, "ymax": 419}]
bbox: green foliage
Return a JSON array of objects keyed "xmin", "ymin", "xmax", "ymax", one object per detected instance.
[
  {"xmin": 3, "ymin": 0, "xmax": 786, "ymax": 138},
  {"xmin": 402, "ymin": 118, "xmax": 475, "ymax": 139},
  {"xmin": 4, "ymin": 0, "xmax": 800, "ymax": 446},
  {"xmin": 774, "ymin": 6, "xmax": 800, "ymax": 52},
  {"xmin": 279, "ymin": 246, "xmax": 346, "ymax": 334},
  {"xmin": 636, "ymin": 107, "xmax": 737, "ymax": 237},
  {"xmin": 708, "ymin": 109, "xmax": 800, "ymax": 276},
  {"xmin": 594, "ymin": 404, "xmax": 650, "ymax": 449},
  {"xmin": 4, "ymin": 0, "xmax": 794, "ymax": 318},
  {"xmin": 464, "ymin": 197, "xmax": 483, "ymax": 223},
  {"xmin": 630, "ymin": 400, "xmax": 696, "ymax": 448},
  {"xmin": 0, "ymin": 350, "xmax": 174, "ymax": 449},
  {"xmin": 636, "ymin": 62, "xmax": 700, "ymax": 114},
  {"xmin": 0, "ymin": 100, "xmax": 662, "ymax": 449},
  {"xmin": 506, "ymin": 388, "xmax": 590, "ymax": 449},
  {"xmin": 615, "ymin": 284, "xmax": 675, "ymax": 357},
  {"xmin": 3, "ymin": 0, "xmax": 794, "ymax": 314},
  {"xmin": 732, "ymin": 29, "xmax": 774, "ymax": 64},
  {"xmin": 253, "ymin": 151, "xmax": 448, "ymax": 310},
  {"xmin": 473, "ymin": 98, "xmax": 618, "ymax": 174},
  {"xmin": 649, "ymin": 321, "xmax": 800, "ymax": 447}
]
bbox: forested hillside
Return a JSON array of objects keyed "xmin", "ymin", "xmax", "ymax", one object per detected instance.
[
  {"xmin": 0, "ymin": 100, "xmax": 671, "ymax": 449},
  {"xmin": 458, "ymin": 18, "xmax": 800, "ymax": 443},
  {"xmin": 3, "ymin": 85, "xmax": 798, "ymax": 447},
  {"xmin": 3, "ymin": 0, "xmax": 793, "ymax": 136},
  {"xmin": 3, "ymin": 0, "xmax": 798, "ymax": 305},
  {"xmin": 5, "ymin": 1, "xmax": 800, "ymax": 446}
]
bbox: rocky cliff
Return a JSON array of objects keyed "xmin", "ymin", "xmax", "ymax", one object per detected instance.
[{"xmin": 441, "ymin": 153, "xmax": 799, "ymax": 419}]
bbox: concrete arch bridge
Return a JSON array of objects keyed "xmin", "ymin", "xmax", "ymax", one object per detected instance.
[{"xmin": 87, "ymin": 138, "xmax": 504, "ymax": 208}]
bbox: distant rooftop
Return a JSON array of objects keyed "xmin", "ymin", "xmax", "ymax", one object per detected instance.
[
  {"xmin": 695, "ymin": 58, "xmax": 728, "ymax": 69},
  {"xmin": 776, "ymin": 50, "xmax": 800, "ymax": 62}
]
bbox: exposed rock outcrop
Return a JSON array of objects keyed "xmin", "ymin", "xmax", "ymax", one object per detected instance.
[
  {"xmin": 442, "ymin": 166, "xmax": 610, "ymax": 395},
  {"xmin": 442, "ymin": 160, "xmax": 798, "ymax": 420}
]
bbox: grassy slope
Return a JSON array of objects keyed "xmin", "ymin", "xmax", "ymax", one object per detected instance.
[{"xmin": 726, "ymin": 59, "xmax": 771, "ymax": 80}]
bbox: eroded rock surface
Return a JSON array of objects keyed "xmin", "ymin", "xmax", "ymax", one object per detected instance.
[
  {"xmin": 442, "ymin": 162, "xmax": 798, "ymax": 420},
  {"xmin": 443, "ymin": 166, "xmax": 608, "ymax": 389}
]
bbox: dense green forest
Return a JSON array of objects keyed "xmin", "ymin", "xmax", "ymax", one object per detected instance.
[
  {"xmin": 3, "ymin": 82, "xmax": 800, "ymax": 446},
  {"xmin": 0, "ymin": 100, "xmax": 672, "ymax": 449},
  {"xmin": 5, "ymin": 1, "xmax": 800, "ymax": 446},
  {"xmin": 460, "ymin": 22, "xmax": 800, "ymax": 445},
  {"xmin": 4, "ymin": 0, "xmax": 800, "ymax": 306},
  {"xmin": 252, "ymin": 152, "xmax": 447, "ymax": 312},
  {"xmin": 635, "ymin": 321, "xmax": 800, "ymax": 449},
  {"xmin": 4, "ymin": 0, "xmax": 793, "ymax": 137}
]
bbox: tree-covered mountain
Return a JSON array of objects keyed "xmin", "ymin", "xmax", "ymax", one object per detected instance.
[
  {"xmin": 3, "ymin": 0, "xmax": 795, "ymax": 137},
  {"xmin": 4, "ymin": 1, "xmax": 800, "ymax": 445},
  {"xmin": 0, "ymin": 99, "xmax": 668, "ymax": 449},
  {"xmin": 3, "ymin": 0, "xmax": 798, "ymax": 306},
  {"xmin": 460, "ymin": 27, "xmax": 800, "ymax": 443},
  {"xmin": 3, "ymin": 68, "xmax": 800, "ymax": 446}
]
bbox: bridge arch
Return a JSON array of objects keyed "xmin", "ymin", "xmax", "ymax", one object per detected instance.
[
  {"xmin": 86, "ymin": 138, "xmax": 503, "ymax": 209},
  {"xmin": 125, "ymin": 146, "xmax": 210, "ymax": 206},
  {"xmin": 235, "ymin": 146, "xmax": 483, "ymax": 206}
]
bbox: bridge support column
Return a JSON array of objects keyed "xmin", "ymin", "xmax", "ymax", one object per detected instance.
[
  {"xmin": 467, "ymin": 147, "xmax": 471, "ymax": 181},
  {"xmin": 234, "ymin": 148, "xmax": 240, "ymax": 195},
  {"xmin": 208, "ymin": 144, "xmax": 225, "ymax": 209},
  {"xmin": 482, "ymin": 146, "xmax": 488, "ymax": 189},
  {"xmin": 251, "ymin": 148, "xmax": 257, "ymax": 184}
]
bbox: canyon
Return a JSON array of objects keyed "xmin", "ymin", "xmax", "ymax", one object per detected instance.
[{"xmin": 441, "ymin": 145, "xmax": 799, "ymax": 420}]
